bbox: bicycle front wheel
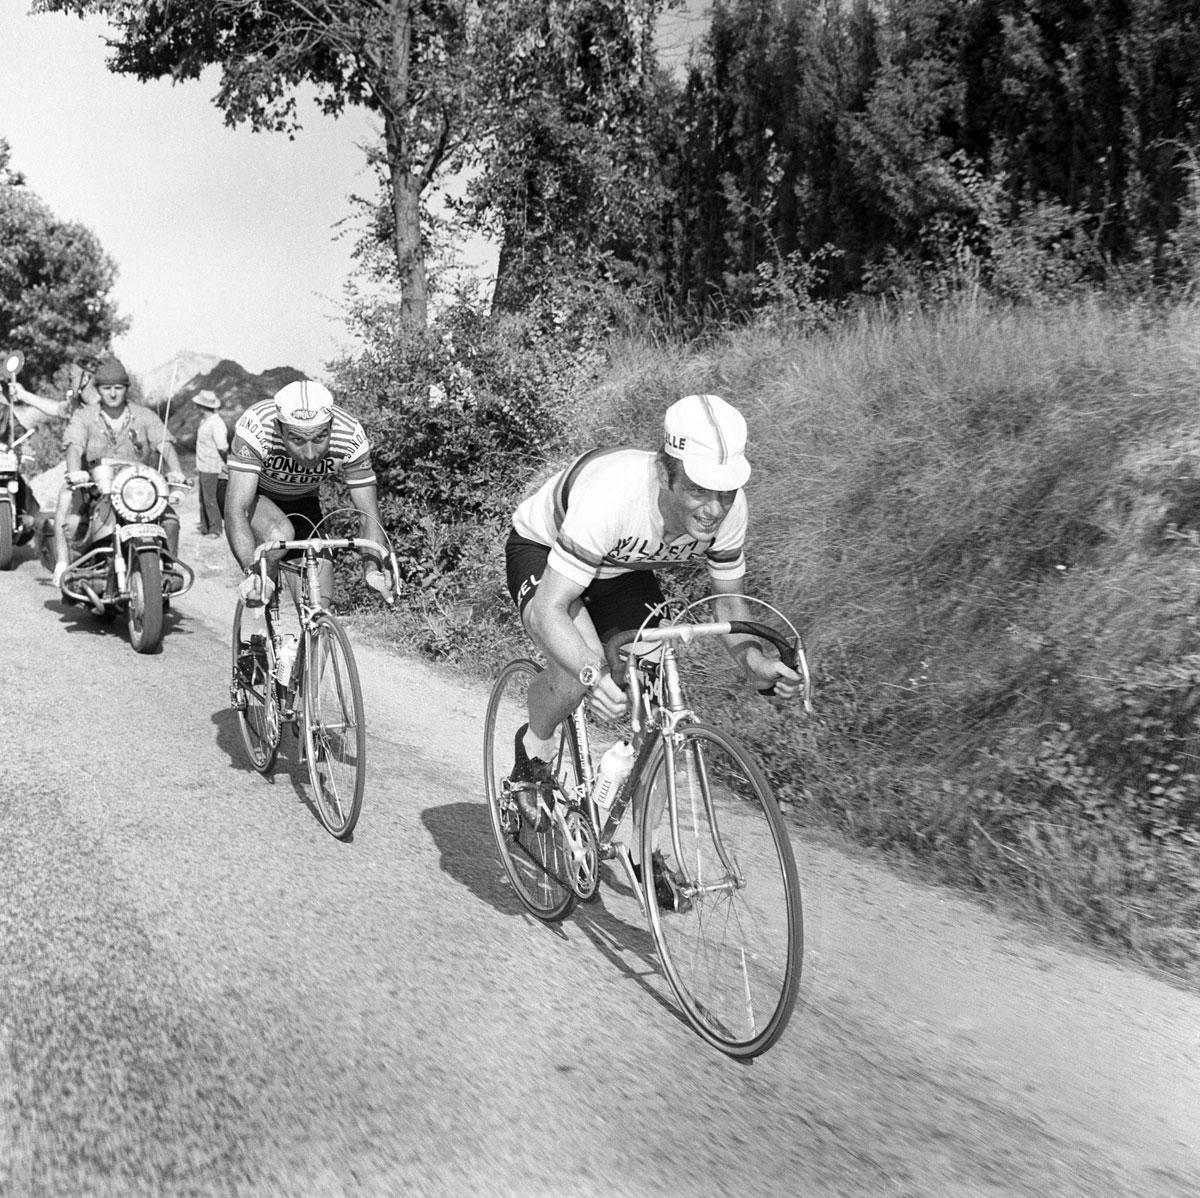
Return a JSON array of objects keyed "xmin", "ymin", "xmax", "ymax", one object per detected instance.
[
  {"xmin": 640, "ymin": 722, "xmax": 802, "ymax": 1058},
  {"xmin": 232, "ymin": 600, "xmax": 280, "ymax": 774},
  {"xmin": 483, "ymin": 658, "xmax": 583, "ymax": 922},
  {"xmin": 303, "ymin": 612, "xmax": 366, "ymax": 839}
]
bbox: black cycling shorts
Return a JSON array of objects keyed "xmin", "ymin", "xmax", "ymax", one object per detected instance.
[
  {"xmin": 504, "ymin": 530, "xmax": 664, "ymax": 644},
  {"xmin": 218, "ymin": 485, "xmax": 324, "ymax": 538}
]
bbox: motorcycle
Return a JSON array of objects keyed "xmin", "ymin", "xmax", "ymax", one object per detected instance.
[
  {"xmin": 1, "ymin": 352, "xmax": 33, "ymax": 569},
  {"xmin": 1, "ymin": 349, "xmax": 98, "ymax": 569},
  {"xmin": 36, "ymin": 457, "xmax": 196, "ymax": 654}
]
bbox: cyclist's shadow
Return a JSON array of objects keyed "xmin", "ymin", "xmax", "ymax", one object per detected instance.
[{"xmin": 422, "ymin": 801, "xmax": 682, "ymax": 1023}]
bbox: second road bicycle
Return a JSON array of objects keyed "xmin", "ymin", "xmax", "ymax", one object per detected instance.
[
  {"xmin": 484, "ymin": 595, "xmax": 810, "ymax": 1058},
  {"xmin": 231, "ymin": 531, "xmax": 397, "ymax": 839}
]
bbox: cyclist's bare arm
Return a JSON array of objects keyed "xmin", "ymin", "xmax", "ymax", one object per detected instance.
[
  {"xmin": 346, "ymin": 481, "xmax": 394, "ymax": 601},
  {"xmin": 224, "ymin": 469, "xmax": 263, "ymax": 573},
  {"xmin": 709, "ymin": 576, "xmax": 803, "ymax": 698}
]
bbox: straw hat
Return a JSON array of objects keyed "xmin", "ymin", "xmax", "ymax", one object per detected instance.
[{"xmin": 192, "ymin": 389, "xmax": 220, "ymax": 410}]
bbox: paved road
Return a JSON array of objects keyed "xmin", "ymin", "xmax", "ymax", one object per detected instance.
[{"xmin": 0, "ymin": 512, "xmax": 1197, "ymax": 1196}]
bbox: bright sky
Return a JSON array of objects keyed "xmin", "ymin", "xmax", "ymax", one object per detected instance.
[
  {"xmin": 3, "ymin": 7, "xmax": 394, "ymax": 380},
  {"xmin": 2, "ymin": 3, "xmax": 708, "ymax": 384}
]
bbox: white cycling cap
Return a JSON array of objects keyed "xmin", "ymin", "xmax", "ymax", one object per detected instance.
[
  {"xmin": 275, "ymin": 379, "xmax": 334, "ymax": 428},
  {"xmin": 663, "ymin": 394, "xmax": 751, "ymax": 491}
]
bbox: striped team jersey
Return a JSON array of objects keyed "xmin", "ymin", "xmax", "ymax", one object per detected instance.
[
  {"xmin": 512, "ymin": 448, "xmax": 747, "ymax": 589},
  {"xmin": 227, "ymin": 398, "xmax": 376, "ymax": 499}
]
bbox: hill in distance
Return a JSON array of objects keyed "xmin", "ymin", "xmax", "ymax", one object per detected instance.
[
  {"xmin": 140, "ymin": 351, "xmax": 223, "ymax": 406},
  {"xmin": 160, "ymin": 357, "xmax": 308, "ymax": 450}
]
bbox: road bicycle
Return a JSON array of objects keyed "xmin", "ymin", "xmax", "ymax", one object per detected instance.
[
  {"xmin": 230, "ymin": 532, "xmax": 397, "ymax": 839},
  {"xmin": 484, "ymin": 595, "xmax": 810, "ymax": 1058}
]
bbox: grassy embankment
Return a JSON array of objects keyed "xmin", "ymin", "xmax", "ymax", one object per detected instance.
[{"xmin": 368, "ymin": 296, "xmax": 1200, "ymax": 984}]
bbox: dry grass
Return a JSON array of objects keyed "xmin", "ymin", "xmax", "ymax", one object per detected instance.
[{"xmin": 371, "ymin": 295, "xmax": 1200, "ymax": 983}]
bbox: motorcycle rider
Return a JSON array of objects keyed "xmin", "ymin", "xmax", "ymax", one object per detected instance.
[{"xmin": 52, "ymin": 356, "xmax": 186, "ymax": 585}]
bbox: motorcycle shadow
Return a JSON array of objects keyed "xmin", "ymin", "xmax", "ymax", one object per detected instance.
[{"xmin": 39, "ymin": 583, "xmax": 193, "ymax": 648}]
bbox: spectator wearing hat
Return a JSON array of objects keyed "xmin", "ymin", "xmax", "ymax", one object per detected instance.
[{"xmin": 192, "ymin": 389, "xmax": 228, "ymax": 537}]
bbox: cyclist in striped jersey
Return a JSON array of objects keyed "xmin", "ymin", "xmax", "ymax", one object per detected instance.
[{"xmin": 224, "ymin": 379, "xmax": 393, "ymax": 606}]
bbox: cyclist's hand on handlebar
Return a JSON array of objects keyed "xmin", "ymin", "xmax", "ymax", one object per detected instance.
[
  {"xmin": 238, "ymin": 570, "xmax": 275, "ymax": 606},
  {"xmin": 746, "ymin": 647, "xmax": 803, "ymax": 700},
  {"xmin": 363, "ymin": 566, "xmax": 394, "ymax": 606},
  {"xmin": 588, "ymin": 671, "xmax": 629, "ymax": 720},
  {"xmin": 66, "ymin": 470, "xmax": 89, "ymax": 488}
]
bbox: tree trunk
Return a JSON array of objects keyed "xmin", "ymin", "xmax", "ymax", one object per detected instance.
[
  {"xmin": 388, "ymin": 146, "xmax": 429, "ymax": 329},
  {"xmin": 384, "ymin": 1, "xmax": 427, "ymax": 330}
]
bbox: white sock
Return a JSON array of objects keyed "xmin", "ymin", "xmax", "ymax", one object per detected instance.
[{"xmin": 523, "ymin": 726, "xmax": 557, "ymax": 762}]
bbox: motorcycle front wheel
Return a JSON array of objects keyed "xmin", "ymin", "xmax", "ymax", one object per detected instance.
[
  {"xmin": 0, "ymin": 503, "xmax": 13, "ymax": 570},
  {"xmin": 127, "ymin": 546, "xmax": 165, "ymax": 654}
]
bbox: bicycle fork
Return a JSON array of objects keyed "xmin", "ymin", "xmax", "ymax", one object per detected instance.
[{"xmin": 661, "ymin": 732, "xmax": 745, "ymax": 902}]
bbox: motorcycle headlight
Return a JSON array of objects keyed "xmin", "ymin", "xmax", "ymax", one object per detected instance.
[{"xmin": 111, "ymin": 465, "xmax": 167, "ymax": 522}]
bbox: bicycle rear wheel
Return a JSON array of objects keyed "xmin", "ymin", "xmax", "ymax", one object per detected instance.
[
  {"xmin": 232, "ymin": 600, "xmax": 280, "ymax": 773},
  {"xmin": 483, "ymin": 658, "xmax": 583, "ymax": 921},
  {"xmin": 640, "ymin": 722, "xmax": 802, "ymax": 1058},
  {"xmin": 303, "ymin": 612, "xmax": 366, "ymax": 839}
]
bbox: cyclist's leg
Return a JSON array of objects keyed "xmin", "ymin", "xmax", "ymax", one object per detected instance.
[
  {"xmin": 246, "ymin": 490, "xmax": 320, "ymax": 600},
  {"xmin": 277, "ymin": 494, "xmax": 331, "ymax": 605},
  {"xmin": 504, "ymin": 534, "xmax": 598, "ymax": 746},
  {"xmin": 586, "ymin": 571, "xmax": 667, "ymax": 869}
]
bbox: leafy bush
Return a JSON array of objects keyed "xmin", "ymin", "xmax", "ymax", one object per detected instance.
[{"xmin": 329, "ymin": 286, "xmax": 619, "ymax": 657}]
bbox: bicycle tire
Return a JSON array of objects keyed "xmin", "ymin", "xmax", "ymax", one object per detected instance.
[
  {"xmin": 483, "ymin": 658, "xmax": 582, "ymax": 921},
  {"xmin": 303, "ymin": 612, "xmax": 366, "ymax": 839},
  {"xmin": 232, "ymin": 599, "xmax": 280, "ymax": 774},
  {"xmin": 639, "ymin": 721, "xmax": 802, "ymax": 1058}
]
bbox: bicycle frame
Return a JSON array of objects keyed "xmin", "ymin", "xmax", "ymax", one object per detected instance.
[
  {"xmin": 559, "ymin": 613, "xmax": 809, "ymax": 914},
  {"xmin": 235, "ymin": 533, "xmax": 398, "ymax": 839},
  {"xmin": 249, "ymin": 534, "xmax": 396, "ymax": 693}
]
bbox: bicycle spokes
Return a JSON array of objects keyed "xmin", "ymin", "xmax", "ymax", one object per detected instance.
[
  {"xmin": 642, "ymin": 723, "xmax": 802, "ymax": 1058},
  {"xmin": 232, "ymin": 603, "xmax": 280, "ymax": 774},
  {"xmin": 304, "ymin": 614, "xmax": 366, "ymax": 839},
  {"xmin": 484, "ymin": 659, "xmax": 583, "ymax": 921}
]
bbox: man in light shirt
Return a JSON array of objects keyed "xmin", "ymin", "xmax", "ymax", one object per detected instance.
[{"xmin": 192, "ymin": 389, "xmax": 228, "ymax": 538}]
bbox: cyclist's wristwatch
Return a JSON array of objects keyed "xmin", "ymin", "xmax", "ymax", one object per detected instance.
[{"xmin": 578, "ymin": 661, "xmax": 604, "ymax": 689}]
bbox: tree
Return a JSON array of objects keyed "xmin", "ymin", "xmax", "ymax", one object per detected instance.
[
  {"xmin": 0, "ymin": 141, "xmax": 126, "ymax": 391},
  {"xmin": 36, "ymin": 0, "xmax": 482, "ymax": 330},
  {"xmin": 464, "ymin": 0, "xmax": 671, "ymax": 312}
]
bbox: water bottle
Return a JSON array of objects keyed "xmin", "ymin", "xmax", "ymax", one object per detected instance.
[
  {"xmin": 275, "ymin": 633, "xmax": 298, "ymax": 685},
  {"xmin": 593, "ymin": 740, "xmax": 635, "ymax": 817}
]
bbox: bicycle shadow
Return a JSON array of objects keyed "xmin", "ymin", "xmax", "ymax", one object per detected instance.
[
  {"xmin": 422, "ymin": 800, "xmax": 685, "ymax": 1027},
  {"xmin": 211, "ymin": 704, "xmax": 349, "ymax": 839}
]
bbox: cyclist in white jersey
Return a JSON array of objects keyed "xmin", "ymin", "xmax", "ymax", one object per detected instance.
[
  {"xmin": 225, "ymin": 379, "xmax": 393, "ymax": 606},
  {"xmin": 504, "ymin": 394, "xmax": 802, "ymax": 870}
]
